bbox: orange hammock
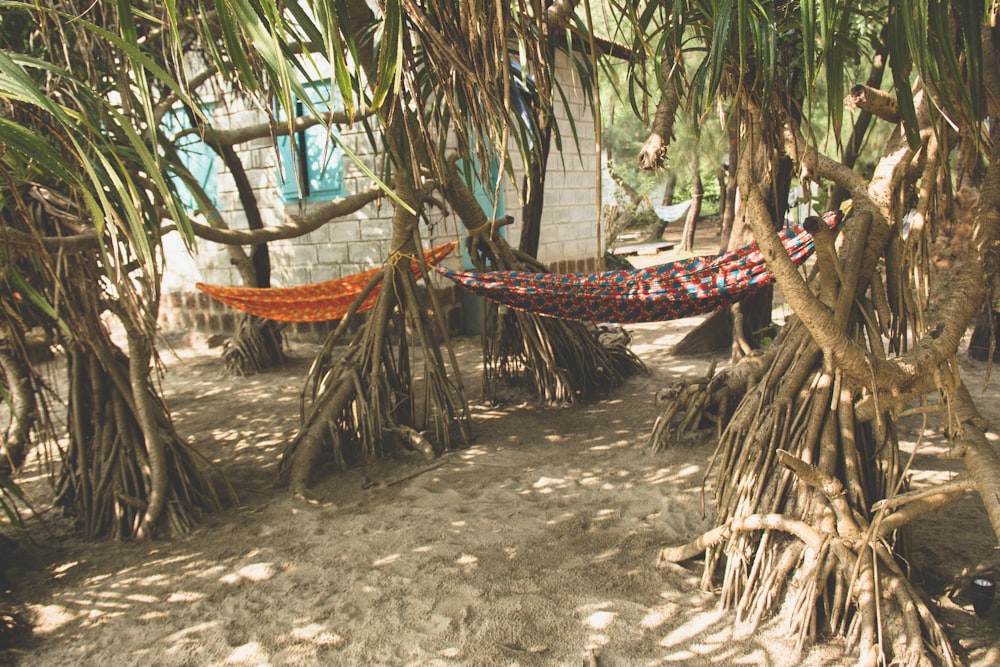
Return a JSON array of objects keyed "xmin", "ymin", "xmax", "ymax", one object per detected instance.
[{"xmin": 196, "ymin": 242, "xmax": 457, "ymax": 322}]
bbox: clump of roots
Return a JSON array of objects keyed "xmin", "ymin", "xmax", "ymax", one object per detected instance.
[
  {"xmin": 279, "ymin": 258, "xmax": 469, "ymax": 495},
  {"xmin": 222, "ymin": 314, "xmax": 286, "ymax": 377},
  {"xmin": 649, "ymin": 345, "xmax": 775, "ymax": 451},
  {"xmin": 656, "ymin": 318, "xmax": 957, "ymax": 665},
  {"xmin": 56, "ymin": 334, "xmax": 228, "ymax": 538},
  {"xmin": 468, "ymin": 232, "xmax": 647, "ymax": 405}
]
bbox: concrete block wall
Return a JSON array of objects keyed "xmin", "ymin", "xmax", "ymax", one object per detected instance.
[
  {"xmin": 159, "ymin": 52, "xmax": 602, "ymax": 340},
  {"xmin": 501, "ymin": 55, "xmax": 603, "ymax": 275}
]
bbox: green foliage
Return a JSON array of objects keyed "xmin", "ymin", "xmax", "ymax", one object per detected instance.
[
  {"xmin": 596, "ymin": 0, "xmax": 986, "ymax": 174},
  {"xmin": 699, "ymin": 174, "xmax": 721, "ymax": 216},
  {"xmin": 887, "ymin": 0, "xmax": 985, "ymax": 149}
]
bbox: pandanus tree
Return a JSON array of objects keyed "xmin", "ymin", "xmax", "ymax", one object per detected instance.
[
  {"xmin": 275, "ymin": 0, "xmax": 647, "ymax": 493},
  {"xmin": 3, "ymin": 0, "xmax": 646, "ymax": 523},
  {"xmin": 626, "ymin": 1, "xmax": 1000, "ymax": 663},
  {"xmin": 0, "ymin": 2, "xmax": 234, "ymax": 537},
  {"xmin": 0, "ymin": 1, "xmax": 397, "ymax": 535}
]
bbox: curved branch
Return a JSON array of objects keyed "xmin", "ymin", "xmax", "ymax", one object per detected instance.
[
  {"xmin": 845, "ymin": 84, "xmax": 900, "ymax": 123},
  {"xmin": 659, "ymin": 513, "xmax": 831, "ymax": 565},
  {"xmin": 638, "ymin": 56, "xmax": 685, "ymax": 171},
  {"xmin": 776, "ymin": 450, "xmax": 862, "ymax": 540},
  {"xmin": 188, "ymin": 185, "xmax": 382, "ymax": 245},
  {"xmin": 738, "ymin": 139, "xmax": 877, "ymax": 385},
  {"xmin": 952, "ymin": 382, "xmax": 1000, "ymax": 542},
  {"xmin": 129, "ymin": 331, "xmax": 167, "ymax": 539},
  {"xmin": 887, "ymin": 123, "xmax": 1000, "ymax": 384},
  {"xmin": 0, "ymin": 225, "xmax": 99, "ymax": 253},
  {"xmin": 782, "ymin": 122, "xmax": 876, "ymax": 216},
  {"xmin": 872, "ymin": 477, "xmax": 975, "ymax": 537},
  {"xmin": 546, "ymin": 0, "xmax": 577, "ymax": 27},
  {"xmin": 781, "ymin": 111, "xmax": 993, "ymax": 400},
  {"xmin": 199, "ymin": 107, "xmax": 377, "ymax": 148}
]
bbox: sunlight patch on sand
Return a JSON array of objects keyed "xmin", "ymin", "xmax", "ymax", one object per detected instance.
[
  {"xmin": 372, "ymin": 553, "xmax": 401, "ymax": 567},
  {"xmin": 220, "ymin": 561, "xmax": 276, "ymax": 583},
  {"xmin": 646, "ymin": 464, "xmax": 701, "ymax": 485},
  {"xmin": 658, "ymin": 609, "xmax": 726, "ymax": 648},
  {"xmin": 167, "ymin": 590, "xmax": 206, "ymax": 603},
  {"xmin": 27, "ymin": 604, "xmax": 79, "ymax": 633},
  {"xmin": 531, "ymin": 475, "xmax": 571, "ymax": 491},
  {"xmin": 224, "ymin": 641, "xmax": 268, "ymax": 664},
  {"xmin": 455, "ymin": 553, "xmax": 479, "ymax": 567},
  {"xmin": 289, "ymin": 622, "xmax": 343, "ymax": 646},
  {"xmin": 583, "ymin": 609, "xmax": 617, "ymax": 630}
]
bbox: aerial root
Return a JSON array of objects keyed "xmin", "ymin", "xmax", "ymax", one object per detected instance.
[
  {"xmin": 279, "ymin": 262, "xmax": 468, "ymax": 494},
  {"xmin": 658, "ymin": 451, "xmax": 958, "ymax": 666},
  {"xmin": 470, "ymin": 234, "xmax": 645, "ymax": 405},
  {"xmin": 649, "ymin": 347, "xmax": 778, "ymax": 451},
  {"xmin": 54, "ymin": 341, "xmax": 226, "ymax": 538},
  {"xmin": 222, "ymin": 314, "xmax": 286, "ymax": 377}
]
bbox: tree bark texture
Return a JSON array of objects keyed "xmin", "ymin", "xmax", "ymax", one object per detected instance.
[
  {"xmin": 653, "ymin": 82, "xmax": 1000, "ymax": 663},
  {"xmin": 679, "ymin": 152, "xmax": 702, "ymax": 253}
]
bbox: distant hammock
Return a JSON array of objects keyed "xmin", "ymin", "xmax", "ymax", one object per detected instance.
[
  {"xmin": 436, "ymin": 211, "xmax": 842, "ymax": 324},
  {"xmin": 196, "ymin": 242, "xmax": 457, "ymax": 322}
]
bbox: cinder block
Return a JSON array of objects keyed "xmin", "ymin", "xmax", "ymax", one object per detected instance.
[
  {"xmin": 327, "ymin": 220, "xmax": 362, "ymax": 243},
  {"xmin": 360, "ymin": 219, "xmax": 392, "ymax": 240},
  {"xmin": 314, "ymin": 242, "xmax": 350, "ymax": 265},
  {"xmin": 348, "ymin": 242, "xmax": 382, "ymax": 265}
]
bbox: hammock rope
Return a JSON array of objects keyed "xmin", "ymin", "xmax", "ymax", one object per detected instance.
[
  {"xmin": 196, "ymin": 241, "xmax": 457, "ymax": 322},
  {"xmin": 436, "ymin": 211, "xmax": 842, "ymax": 324}
]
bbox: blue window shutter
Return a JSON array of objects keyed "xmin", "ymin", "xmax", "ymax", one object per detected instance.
[
  {"xmin": 163, "ymin": 106, "xmax": 217, "ymax": 214},
  {"xmin": 303, "ymin": 83, "xmax": 345, "ymax": 201},
  {"xmin": 476, "ymin": 157, "xmax": 505, "ymax": 219},
  {"xmin": 277, "ymin": 82, "xmax": 345, "ymax": 203},
  {"xmin": 276, "ymin": 128, "xmax": 300, "ymax": 203},
  {"xmin": 457, "ymin": 153, "xmax": 506, "ymax": 269}
]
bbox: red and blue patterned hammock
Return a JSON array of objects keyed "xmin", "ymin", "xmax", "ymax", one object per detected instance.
[{"xmin": 436, "ymin": 211, "xmax": 842, "ymax": 324}]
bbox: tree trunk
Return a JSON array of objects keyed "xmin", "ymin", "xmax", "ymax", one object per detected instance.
[
  {"xmin": 442, "ymin": 163, "xmax": 646, "ymax": 404},
  {"xmin": 210, "ymin": 127, "xmax": 286, "ymax": 376},
  {"xmin": 2, "ymin": 184, "xmax": 228, "ymax": 538},
  {"xmin": 636, "ymin": 171, "xmax": 677, "ymax": 244},
  {"xmin": 719, "ymin": 119, "xmax": 740, "ymax": 250},
  {"xmin": 829, "ymin": 25, "xmax": 888, "ymax": 211},
  {"xmin": 518, "ymin": 113, "xmax": 553, "ymax": 259},
  {"xmin": 679, "ymin": 153, "xmax": 702, "ymax": 252},
  {"xmin": 279, "ymin": 109, "xmax": 471, "ymax": 494},
  {"xmin": 653, "ymin": 92, "xmax": 1000, "ymax": 664},
  {"xmin": 279, "ymin": 0, "xmax": 644, "ymax": 493},
  {"xmin": 672, "ymin": 128, "xmax": 792, "ymax": 358},
  {"xmin": 0, "ymin": 347, "xmax": 36, "ymax": 473},
  {"xmin": 55, "ymin": 328, "xmax": 225, "ymax": 539},
  {"xmin": 968, "ymin": 307, "xmax": 1000, "ymax": 361}
]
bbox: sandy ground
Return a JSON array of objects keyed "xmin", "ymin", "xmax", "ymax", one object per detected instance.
[{"xmin": 3, "ymin": 227, "xmax": 1000, "ymax": 666}]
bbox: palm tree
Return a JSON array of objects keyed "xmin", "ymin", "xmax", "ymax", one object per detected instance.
[
  {"xmin": 624, "ymin": 1, "xmax": 999, "ymax": 662},
  {"xmin": 1, "ymin": 0, "xmax": 403, "ymax": 536}
]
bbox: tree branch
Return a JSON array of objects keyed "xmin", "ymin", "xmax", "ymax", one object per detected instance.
[
  {"xmin": 187, "ymin": 185, "xmax": 382, "ymax": 245},
  {"xmin": 200, "ymin": 110, "xmax": 372, "ymax": 148},
  {"xmin": 845, "ymin": 84, "xmax": 900, "ymax": 123},
  {"xmin": 871, "ymin": 477, "xmax": 975, "ymax": 536},
  {"xmin": 0, "ymin": 225, "xmax": 99, "ymax": 253},
  {"xmin": 638, "ymin": 54, "xmax": 685, "ymax": 171},
  {"xmin": 738, "ymin": 133, "xmax": 878, "ymax": 385}
]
